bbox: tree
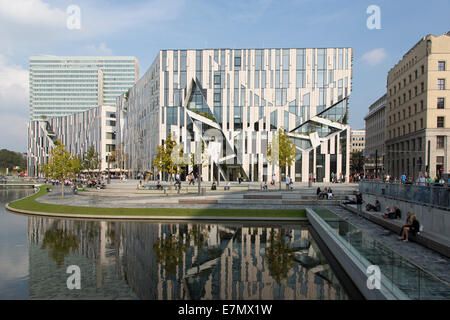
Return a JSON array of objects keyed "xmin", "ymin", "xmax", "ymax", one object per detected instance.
[
  {"xmin": 265, "ymin": 229, "xmax": 295, "ymax": 284},
  {"xmin": 267, "ymin": 128, "xmax": 297, "ymax": 190},
  {"xmin": 41, "ymin": 222, "xmax": 79, "ymax": 268},
  {"xmin": 350, "ymin": 151, "xmax": 365, "ymax": 174},
  {"xmin": 153, "ymin": 132, "xmax": 186, "ymax": 180},
  {"xmin": 152, "ymin": 235, "xmax": 188, "ymax": 276},
  {"xmin": 82, "ymin": 146, "xmax": 100, "ymax": 176},
  {"xmin": 0, "ymin": 149, "xmax": 26, "ymax": 172},
  {"xmin": 41, "ymin": 141, "xmax": 80, "ymax": 198}
]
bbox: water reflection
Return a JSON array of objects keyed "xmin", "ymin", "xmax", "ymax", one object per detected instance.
[{"xmin": 27, "ymin": 217, "xmax": 348, "ymax": 300}]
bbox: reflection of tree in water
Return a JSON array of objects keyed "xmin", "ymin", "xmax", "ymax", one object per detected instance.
[
  {"xmin": 41, "ymin": 223, "xmax": 79, "ymax": 268},
  {"xmin": 265, "ymin": 229, "xmax": 295, "ymax": 284},
  {"xmin": 152, "ymin": 235, "xmax": 188, "ymax": 276},
  {"xmin": 187, "ymin": 225, "xmax": 209, "ymax": 251}
]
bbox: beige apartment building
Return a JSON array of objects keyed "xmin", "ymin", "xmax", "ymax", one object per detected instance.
[
  {"xmin": 364, "ymin": 94, "xmax": 386, "ymax": 177},
  {"xmin": 351, "ymin": 129, "xmax": 365, "ymax": 153},
  {"xmin": 386, "ymin": 31, "xmax": 450, "ymax": 179}
]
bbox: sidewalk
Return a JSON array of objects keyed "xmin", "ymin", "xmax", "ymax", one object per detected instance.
[{"xmin": 327, "ymin": 205, "xmax": 450, "ymax": 285}]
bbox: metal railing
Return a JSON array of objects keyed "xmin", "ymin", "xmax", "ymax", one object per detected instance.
[
  {"xmin": 359, "ymin": 180, "xmax": 450, "ymax": 209},
  {"xmin": 313, "ymin": 207, "xmax": 450, "ymax": 299}
]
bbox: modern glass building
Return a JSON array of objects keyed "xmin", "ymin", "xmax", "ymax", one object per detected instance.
[
  {"xmin": 117, "ymin": 48, "xmax": 352, "ymax": 183},
  {"xmin": 29, "ymin": 56, "xmax": 139, "ymax": 121},
  {"xmin": 27, "ymin": 105, "xmax": 117, "ymax": 176}
]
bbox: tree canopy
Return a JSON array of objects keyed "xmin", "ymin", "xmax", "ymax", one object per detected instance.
[
  {"xmin": 40, "ymin": 141, "xmax": 80, "ymax": 198},
  {"xmin": 350, "ymin": 151, "xmax": 365, "ymax": 174},
  {"xmin": 0, "ymin": 149, "xmax": 26, "ymax": 171},
  {"xmin": 267, "ymin": 128, "xmax": 297, "ymax": 188}
]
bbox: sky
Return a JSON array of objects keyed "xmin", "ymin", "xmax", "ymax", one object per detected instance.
[{"xmin": 0, "ymin": 0, "xmax": 449, "ymax": 153}]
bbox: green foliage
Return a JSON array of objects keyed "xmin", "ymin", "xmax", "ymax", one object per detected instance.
[
  {"xmin": 40, "ymin": 142, "xmax": 80, "ymax": 198},
  {"xmin": 265, "ymin": 229, "xmax": 295, "ymax": 284},
  {"xmin": 153, "ymin": 132, "xmax": 185, "ymax": 178},
  {"xmin": 152, "ymin": 235, "xmax": 188, "ymax": 276},
  {"xmin": 82, "ymin": 146, "xmax": 100, "ymax": 172},
  {"xmin": 350, "ymin": 150, "xmax": 365, "ymax": 173},
  {"xmin": 0, "ymin": 149, "xmax": 26, "ymax": 171},
  {"xmin": 41, "ymin": 224, "xmax": 79, "ymax": 268},
  {"xmin": 267, "ymin": 128, "xmax": 296, "ymax": 168}
]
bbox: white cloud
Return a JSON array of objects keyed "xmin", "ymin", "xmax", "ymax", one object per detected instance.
[
  {"xmin": 84, "ymin": 42, "xmax": 113, "ymax": 56},
  {"xmin": 0, "ymin": 0, "xmax": 66, "ymax": 27},
  {"xmin": 0, "ymin": 55, "xmax": 29, "ymax": 115},
  {"xmin": 361, "ymin": 48, "xmax": 388, "ymax": 66},
  {"xmin": 0, "ymin": 55, "xmax": 29, "ymax": 152}
]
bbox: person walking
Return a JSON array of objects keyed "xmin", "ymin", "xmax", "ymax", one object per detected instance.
[
  {"xmin": 356, "ymin": 192, "xmax": 363, "ymax": 217},
  {"xmin": 286, "ymin": 175, "xmax": 291, "ymax": 190}
]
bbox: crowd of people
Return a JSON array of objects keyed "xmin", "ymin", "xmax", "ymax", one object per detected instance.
[
  {"xmin": 351, "ymin": 193, "xmax": 422, "ymax": 243},
  {"xmin": 316, "ymin": 187, "xmax": 334, "ymax": 199}
]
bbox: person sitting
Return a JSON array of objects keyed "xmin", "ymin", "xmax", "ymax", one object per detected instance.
[
  {"xmin": 382, "ymin": 206, "xmax": 396, "ymax": 219},
  {"xmin": 261, "ymin": 181, "xmax": 268, "ymax": 190},
  {"xmin": 327, "ymin": 188, "xmax": 333, "ymax": 199},
  {"xmin": 289, "ymin": 181, "xmax": 294, "ymax": 190},
  {"xmin": 393, "ymin": 206, "xmax": 401, "ymax": 219},
  {"xmin": 156, "ymin": 180, "xmax": 162, "ymax": 190},
  {"xmin": 316, "ymin": 187, "xmax": 321, "ymax": 196},
  {"xmin": 399, "ymin": 212, "xmax": 413, "ymax": 237},
  {"xmin": 318, "ymin": 187, "xmax": 328, "ymax": 199},
  {"xmin": 399, "ymin": 215, "xmax": 420, "ymax": 242},
  {"xmin": 224, "ymin": 181, "xmax": 231, "ymax": 191},
  {"xmin": 211, "ymin": 182, "xmax": 217, "ymax": 190},
  {"xmin": 366, "ymin": 200, "xmax": 381, "ymax": 212}
]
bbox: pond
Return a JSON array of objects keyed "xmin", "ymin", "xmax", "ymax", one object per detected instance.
[{"xmin": 0, "ymin": 189, "xmax": 349, "ymax": 300}]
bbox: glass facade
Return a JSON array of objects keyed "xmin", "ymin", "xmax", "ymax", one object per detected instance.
[
  {"xmin": 118, "ymin": 48, "xmax": 352, "ymax": 182},
  {"xmin": 29, "ymin": 56, "xmax": 138, "ymax": 121}
]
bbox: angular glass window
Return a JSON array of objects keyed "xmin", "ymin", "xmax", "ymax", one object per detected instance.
[
  {"xmin": 438, "ymin": 61, "xmax": 445, "ymax": 71},
  {"xmin": 437, "ymin": 116, "xmax": 445, "ymax": 128},
  {"xmin": 438, "ymin": 79, "xmax": 445, "ymax": 90}
]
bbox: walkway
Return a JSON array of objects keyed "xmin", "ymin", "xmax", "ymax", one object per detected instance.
[{"xmin": 325, "ymin": 205, "xmax": 450, "ymax": 285}]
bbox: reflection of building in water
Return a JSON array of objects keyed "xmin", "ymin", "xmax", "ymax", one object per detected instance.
[
  {"xmin": 27, "ymin": 217, "xmax": 136, "ymax": 299},
  {"xmin": 27, "ymin": 217, "xmax": 347, "ymax": 300},
  {"xmin": 151, "ymin": 224, "xmax": 347, "ymax": 300}
]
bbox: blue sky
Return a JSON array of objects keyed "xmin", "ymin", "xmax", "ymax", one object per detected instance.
[{"xmin": 0, "ymin": 0, "xmax": 449, "ymax": 152}]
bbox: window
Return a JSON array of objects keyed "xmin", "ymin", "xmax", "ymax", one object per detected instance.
[
  {"xmin": 106, "ymin": 132, "xmax": 116, "ymax": 140},
  {"xmin": 214, "ymin": 75, "xmax": 221, "ymax": 85},
  {"xmin": 437, "ymin": 116, "xmax": 445, "ymax": 128},
  {"xmin": 438, "ymin": 61, "xmax": 445, "ymax": 71},
  {"xmin": 234, "ymin": 57, "xmax": 241, "ymax": 67},
  {"xmin": 437, "ymin": 98, "xmax": 445, "ymax": 109},
  {"xmin": 438, "ymin": 79, "xmax": 445, "ymax": 90},
  {"xmin": 421, "ymin": 82, "xmax": 424, "ymax": 92},
  {"xmin": 421, "ymin": 65, "xmax": 424, "ymax": 74},
  {"xmin": 420, "ymin": 118, "xmax": 423, "ymax": 129},
  {"xmin": 437, "ymin": 136, "xmax": 445, "ymax": 149},
  {"xmin": 106, "ymin": 144, "xmax": 116, "ymax": 152},
  {"xmin": 214, "ymin": 92, "xmax": 221, "ymax": 103}
]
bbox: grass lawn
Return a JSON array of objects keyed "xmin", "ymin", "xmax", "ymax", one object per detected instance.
[{"xmin": 8, "ymin": 187, "xmax": 306, "ymax": 218}]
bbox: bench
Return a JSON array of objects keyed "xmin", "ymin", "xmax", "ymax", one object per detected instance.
[
  {"xmin": 341, "ymin": 203, "xmax": 450, "ymax": 258},
  {"xmin": 178, "ymin": 199, "xmax": 218, "ymax": 204},
  {"xmin": 243, "ymin": 194, "xmax": 282, "ymax": 199}
]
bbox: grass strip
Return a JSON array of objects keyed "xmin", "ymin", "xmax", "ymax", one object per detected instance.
[{"xmin": 8, "ymin": 187, "xmax": 306, "ymax": 218}]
